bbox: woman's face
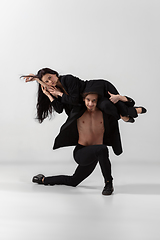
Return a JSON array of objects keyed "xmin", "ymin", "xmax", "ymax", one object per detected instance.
[{"xmin": 41, "ymin": 73, "xmax": 58, "ymax": 87}]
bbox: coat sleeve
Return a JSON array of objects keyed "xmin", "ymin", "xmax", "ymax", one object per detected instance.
[
  {"xmin": 51, "ymin": 97, "xmax": 64, "ymax": 113},
  {"xmin": 61, "ymin": 75, "xmax": 82, "ymax": 106}
]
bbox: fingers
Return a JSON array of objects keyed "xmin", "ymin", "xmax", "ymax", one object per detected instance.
[
  {"xmin": 47, "ymin": 86, "xmax": 56, "ymax": 93},
  {"xmin": 41, "ymin": 85, "xmax": 51, "ymax": 97},
  {"xmin": 23, "ymin": 74, "xmax": 36, "ymax": 82},
  {"xmin": 41, "ymin": 85, "xmax": 47, "ymax": 92},
  {"xmin": 25, "ymin": 77, "xmax": 34, "ymax": 82}
]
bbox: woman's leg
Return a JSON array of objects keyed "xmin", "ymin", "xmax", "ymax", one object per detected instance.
[
  {"xmin": 104, "ymin": 81, "xmax": 138, "ymax": 120},
  {"xmin": 115, "ymin": 101, "xmax": 138, "ymax": 118},
  {"xmin": 97, "ymin": 98, "xmax": 120, "ymax": 120},
  {"xmin": 98, "ymin": 97, "xmax": 138, "ymax": 123}
]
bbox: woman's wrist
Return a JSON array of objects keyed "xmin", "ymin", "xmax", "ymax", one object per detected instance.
[
  {"xmin": 58, "ymin": 92, "xmax": 63, "ymax": 97},
  {"xmin": 48, "ymin": 95, "xmax": 54, "ymax": 102}
]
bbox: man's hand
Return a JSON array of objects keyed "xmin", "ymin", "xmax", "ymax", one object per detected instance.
[{"xmin": 108, "ymin": 91, "xmax": 120, "ymax": 104}]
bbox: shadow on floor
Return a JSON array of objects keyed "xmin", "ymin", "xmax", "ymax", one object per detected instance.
[
  {"xmin": 0, "ymin": 181, "xmax": 100, "ymax": 195},
  {"xmin": 115, "ymin": 184, "xmax": 160, "ymax": 195},
  {"xmin": 1, "ymin": 182, "xmax": 160, "ymax": 195}
]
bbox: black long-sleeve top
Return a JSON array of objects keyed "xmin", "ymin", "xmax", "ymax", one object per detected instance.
[
  {"xmin": 51, "ymin": 74, "xmax": 86, "ymax": 115},
  {"xmin": 51, "ymin": 74, "xmax": 135, "ymax": 116}
]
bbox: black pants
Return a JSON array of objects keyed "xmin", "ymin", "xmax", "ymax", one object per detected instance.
[
  {"xmin": 44, "ymin": 144, "xmax": 113, "ymax": 187},
  {"xmin": 98, "ymin": 97, "xmax": 138, "ymax": 120}
]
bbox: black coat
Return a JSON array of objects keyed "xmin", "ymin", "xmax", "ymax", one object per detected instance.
[
  {"xmin": 51, "ymin": 74, "xmax": 135, "ymax": 116},
  {"xmin": 50, "ymin": 74, "xmax": 86, "ymax": 115},
  {"xmin": 53, "ymin": 105, "xmax": 123, "ymax": 156}
]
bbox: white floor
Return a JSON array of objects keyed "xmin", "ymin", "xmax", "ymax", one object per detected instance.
[{"xmin": 1, "ymin": 159, "xmax": 160, "ymax": 240}]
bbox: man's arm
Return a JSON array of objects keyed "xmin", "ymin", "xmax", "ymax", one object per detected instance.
[
  {"xmin": 108, "ymin": 91, "xmax": 134, "ymax": 105},
  {"xmin": 108, "ymin": 92, "xmax": 127, "ymax": 103}
]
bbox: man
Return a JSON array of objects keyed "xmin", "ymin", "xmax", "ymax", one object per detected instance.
[{"xmin": 32, "ymin": 91, "xmax": 124, "ymax": 195}]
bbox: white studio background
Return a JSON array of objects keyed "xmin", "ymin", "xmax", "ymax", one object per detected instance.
[{"xmin": 0, "ymin": 0, "xmax": 159, "ymax": 163}]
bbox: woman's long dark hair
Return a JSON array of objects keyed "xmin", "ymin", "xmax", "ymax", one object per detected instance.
[{"xmin": 22, "ymin": 68, "xmax": 59, "ymax": 123}]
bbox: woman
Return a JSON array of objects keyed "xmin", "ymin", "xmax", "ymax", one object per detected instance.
[{"xmin": 22, "ymin": 68, "xmax": 146, "ymax": 123}]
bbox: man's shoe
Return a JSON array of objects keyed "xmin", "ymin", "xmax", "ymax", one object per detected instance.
[
  {"xmin": 102, "ymin": 181, "xmax": 114, "ymax": 195},
  {"xmin": 32, "ymin": 174, "xmax": 45, "ymax": 184}
]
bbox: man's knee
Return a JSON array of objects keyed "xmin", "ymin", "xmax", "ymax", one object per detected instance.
[
  {"xmin": 97, "ymin": 145, "xmax": 109, "ymax": 157},
  {"xmin": 69, "ymin": 176, "xmax": 81, "ymax": 187}
]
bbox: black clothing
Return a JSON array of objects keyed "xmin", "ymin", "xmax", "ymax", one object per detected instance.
[
  {"xmin": 59, "ymin": 75, "xmax": 86, "ymax": 106},
  {"xmin": 51, "ymin": 74, "xmax": 137, "ymax": 118},
  {"xmin": 53, "ymin": 105, "xmax": 122, "ymax": 155},
  {"xmin": 83, "ymin": 79, "xmax": 137, "ymax": 119},
  {"xmin": 50, "ymin": 74, "xmax": 86, "ymax": 116},
  {"xmin": 44, "ymin": 144, "xmax": 112, "ymax": 186},
  {"xmin": 51, "ymin": 96, "xmax": 71, "ymax": 115},
  {"xmin": 98, "ymin": 97, "xmax": 137, "ymax": 120}
]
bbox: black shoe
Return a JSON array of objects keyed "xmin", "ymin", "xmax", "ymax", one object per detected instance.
[
  {"xmin": 102, "ymin": 181, "xmax": 114, "ymax": 195},
  {"xmin": 32, "ymin": 174, "xmax": 45, "ymax": 184},
  {"xmin": 126, "ymin": 116, "xmax": 135, "ymax": 123},
  {"xmin": 135, "ymin": 106, "xmax": 147, "ymax": 114}
]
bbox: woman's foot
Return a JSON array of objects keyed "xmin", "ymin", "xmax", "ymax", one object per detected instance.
[
  {"xmin": 120, "ymin": 115, "xmax": 135, "ymax": 123},
  {"xmin": 135, "ymin": 107, "xmax": 147, "ymax": 114},
  {"xmin": 32, "ymin": 174, "xmax": 45, "ymax": 184}
]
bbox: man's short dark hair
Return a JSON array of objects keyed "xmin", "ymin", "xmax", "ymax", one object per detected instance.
[{"xmin": 82, "ymin": 92, "xmax": 101, "ymax": 99}]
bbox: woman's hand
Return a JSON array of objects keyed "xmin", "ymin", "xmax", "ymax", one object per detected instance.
[
  {"xmin": 47, "ymin": 86, "xmax": 63, "ymax": 97},
  {"xmin": 23, "ymin": 74, "xmax": 48, "ymax": 88},
  {"xmin": 41, "ymin": 86, "xmax": 54, "ymax": 102},
  {"xmin": 23, "ymin": 74, "xmax": 38, "ymax": 82},
  {"xmin": 108, "ymin": 91, "xmax": 120, "ymax": 104}
]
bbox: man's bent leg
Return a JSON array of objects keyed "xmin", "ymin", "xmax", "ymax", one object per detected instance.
[
  {"xmin": 74, "ymin": 144, "xmax": 113, "ymax": 182},
  {"xmin": 43, "ymin": 161, "xmax": 97, "ymax": 187},
  {"xmin": 97, "ymin": 145, "xmax": 113, "ymax": 183},
  {"xmin": 97, "ymin": 145, "xmax": 114, "ymax": 195}
]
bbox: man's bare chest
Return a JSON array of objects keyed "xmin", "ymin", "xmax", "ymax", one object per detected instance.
[{"xmin": 77, "ymin": 111, "xmax": 104, "ymax": 133}]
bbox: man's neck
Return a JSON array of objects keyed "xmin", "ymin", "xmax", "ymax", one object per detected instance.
[{"xmin": 86, "ymin": 107, "xmax": 98, "ymax": 114}]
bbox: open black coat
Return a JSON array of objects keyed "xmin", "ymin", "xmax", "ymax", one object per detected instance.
[{"xmin": 53, "ymin": 105, "xmax": 123, "ymax": 156}]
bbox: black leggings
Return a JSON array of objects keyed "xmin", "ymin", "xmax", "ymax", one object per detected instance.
[
  {"xmin": 98, "ymin": 97, "xmax": 138, "ymax": 120},
  {"xmin": 97, "ymin": 80, "xmax": 137, "ymax": 120},
  {"xmin": 44, "ymin": 144, "xmax": 113, "ymax": 187}
]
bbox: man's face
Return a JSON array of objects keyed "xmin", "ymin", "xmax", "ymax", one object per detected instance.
[{"xmin": 84, "ymin": 93, "xmax": 98, "ymax": 111}]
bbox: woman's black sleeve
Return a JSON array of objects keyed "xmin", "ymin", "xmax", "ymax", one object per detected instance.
[
  {"xmin": 51, "ymin": 97, "xmax": 64, "ymax": 113},
  {"xmin": 61, "ymin": 75, "xmax": 81, "ymax": 106}
]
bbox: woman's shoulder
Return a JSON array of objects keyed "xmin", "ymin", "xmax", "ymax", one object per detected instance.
[{"xmin": 60, "ymin": 74, "xmax": 83, "ymax": 84}]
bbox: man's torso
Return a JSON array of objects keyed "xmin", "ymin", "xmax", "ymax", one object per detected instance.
[{"xmin": 77, "ymin": 108, "xmax": 104, "ymax": 146}]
